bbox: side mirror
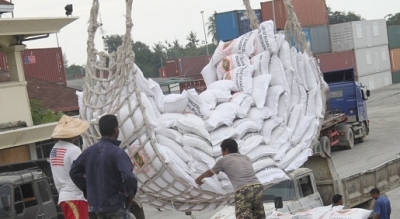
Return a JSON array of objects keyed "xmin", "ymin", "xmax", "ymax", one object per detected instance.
[
  {"xmin": 274, "ymin": 196, "xmax": 283, "ymax": 210},
  {"xmin": 1, "ymin": 195, "xmax": 10, "ymax": 211},
  {"xmin": 366, "ymin": 90, "xmax": 370, "ymax": 97}
]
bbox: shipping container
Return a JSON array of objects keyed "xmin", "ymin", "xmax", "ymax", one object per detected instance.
[
  {"xmin": 309, "ymin": 26, "xmax": 331, "ymax": 54},
  {"xmin": 0, "ymin": 53, "xmax": 8, "ymax": 70},
  {"xmin": 164, "ymin": 55, "xmax": 211, "ymax": 78},
  {"xmin": 22, "ymin": 48, "xmax": 66, "ymax": 84},
  {"xmin": 315, "ymin": 51, "xmax": 356, "ymax": 74},
  {"xmin": 392, "ymin": 71, "xmax": 400, "ymax": 84},
  {"xmin": 388, "ymin": 25, "xmax": 400, "ymax": 49},
  {"xmin": 330, "ymin": 19, "xmax": 388, "ymax": 52},
  {"xmin": 390, "ymin": 48, "xmax": 400, "ymax": 72},
  {"xmin": 215, "ymin": 10, "xmax": 261, "ymax": 42},
  {"xmin": 260, "ymin": 0, "xmax": 328, "ymax": 30},
  {"xmin": 355, "ymin": 45, "xmax": 391, "ymax": 77},
  {"xmin": 287, "ymin": 28, "xmax": 311, "ymax": 52},
  {"xmin": 358, "ymin": 71, "xmax": 392, "ymax": 90}
]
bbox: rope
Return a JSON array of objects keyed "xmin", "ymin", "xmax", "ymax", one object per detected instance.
[
  {"xmin": 243, "ymin": 0, "xmax": 260, "ymax": 30},
  {"xmin": 282, "ymin": 0, "xmax": 312, "ymax": 56}
]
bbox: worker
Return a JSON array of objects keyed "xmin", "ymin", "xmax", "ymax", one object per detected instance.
[
  {"xmin": 370, "ymin": 188, "xmax": 391, "ymax": 219},
  {"xmin": 70, "ymin": 114, "xmax": 138, "ymax": 219},
  {"xmin": 195, "ymin": 138, "xmax": 265, "ymax": 219},
  {"xmin": 332, "ymin": 194, "xmax": 343, "ymax": 206},
  {"xmin": 50, "ymin": 115, "xmax": 90, "ymax": 219}
]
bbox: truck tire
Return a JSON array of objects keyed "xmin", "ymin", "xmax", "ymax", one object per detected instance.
[
  {"xmin": 357, "ymin": 122, "xmax": 367, "ymax": 142},
  {"xmin": 343, "ymin": 126, "xmax": 354, "ymax": 149},
  {"xmin": 320, "ymin": 136, "xmax": 331, "ymax": 157}
]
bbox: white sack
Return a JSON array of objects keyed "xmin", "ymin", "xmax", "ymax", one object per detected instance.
[
  {"xmin": 266, "ymin": 85, "xmax": 285, "ymax": 116},
  {"xmin": 205, "ymin": 102, "xmax": 240, "ymax": 131},
  {"xmin": 251, "ymin": 51, "xmax": 270, "ymax": 76},
  {"xmin": 269, "ymin": 55, "xmax": 288, "ymax": 88},
  {"xmin": 156, "ymin": 128, "xmax": 183, "ymax": 144},
  {"xmin": 223, "ymin": 65, "xmax": 254, "ymax": 94},
  {"xmin": 247, "ymin": 107, "xmax": 273, "ymax": 130},
  {"xmin": 230, "ymin": 92, "xmax": 255, "ymax": 117},
  {"xmin": 233, "ymin": 118, "xmax": 259, "ymax": 139},
  {"xmin": 261, "ymin": 116, "xmax": 283, "ymax": 144},
  {"xmin": 284, "ymin": 148, "xmax": 312, "ymax": 172},
  {"xmin": 217, "ymin": 54, "xmax": 250, "ymax": 80},
  {"xmin": 177, "ymin": 114, "xmax": 210, "ymax": 140},
  {"xmin": 183, "ymin": 89, "xmax": 211, "ymax": 119},
  {"xmin": 160, "ymin": 93, "xmax": 188, "ymax": 114},
  {"xmin": 207, "ymin": 80, "xmax": 239, "ymax": 93},
  {"xmin": 201, "ymin": 63, "xmax": 217, "ymax": 86},
  {"xmin": 182, "ymin": 134, "xmax": 213, "ymax": 156},
  {"xmin": 210, "ymin": 126, "xmax": 238, "ymax": 146},
  {"xmin": 251, "ymin": 74, "xmax": 272, "ymax": 108}
]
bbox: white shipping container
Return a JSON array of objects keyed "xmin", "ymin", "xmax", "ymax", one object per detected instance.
[
  {"xmin": 358, "ymin": 71, "xmax": 392, "ymax": 90},
  {"xmin": 355, "ymin": 45, "xmax": 391, "ymax": 77},
  {"xmin": 330, "ymin": 19, "xmax": 388, "ymax": 52}
]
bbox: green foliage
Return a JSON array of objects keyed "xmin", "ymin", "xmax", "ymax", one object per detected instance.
[
  {"xmin": 327, "ymin": 6, "xmax": 363, "ymax": 25},
  {"xmin": 65, "ymin": 64, "xmax": 85, "ymax": 79},
  {"xmin": 30, "ymin": 99, "xmax": 63, "ymax": 125},
  {"xmin": 207, "ymin": 11, "xmax": 218, "ymax": 44},
  {"xmin": 386, "ymin": 13, "xmax": 400, "ymax": 26},
  {"xmin": 101, "ymin": 33, "xmax": 214, "ymax": 78}
]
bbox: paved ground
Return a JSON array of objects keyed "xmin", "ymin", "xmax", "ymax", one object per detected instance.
[{"xmin": 140, "ymin": 83, "xmax": 400, "ymax": 219}]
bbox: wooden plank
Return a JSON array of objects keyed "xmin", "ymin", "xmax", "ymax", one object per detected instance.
[{"xmin": 0, "ymin": 145, "xmax": 31, "ymax": 165}]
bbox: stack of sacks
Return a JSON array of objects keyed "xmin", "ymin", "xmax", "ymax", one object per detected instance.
[
  {"xmin": 266, "ymin": 205, "xmax": 371, "ymax": 219},
  {"xmin": 80, "ymin": 20, "xmax": 325, "ymax": 211}
]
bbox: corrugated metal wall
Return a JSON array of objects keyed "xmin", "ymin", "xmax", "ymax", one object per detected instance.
[
  {"xmin": 237, "ymin": 10, "xmax": 262, "ymax": 36},
  {"xmin": 22, "ymin": 48, "xmax": 66, "ymax": 85},
  {"xmin": 315, "ymin": 51, "xmax": 356, "ymax": 74},
  {"xmin": 388, "ymin": 25, "xmax": 400, "ymax": 49},
  {"xmin": 355, "ymin": 45, "xmax": 391, "ymax": 77},
  {"xmin": 0, "ymin": 53, "xmax": 8, "ymax": 71},
  {"xmin": 330, "ymin": 19, "xmax": 388, "ymax": 52},
  {"xmin": 310, "ymin": 26, "xmax": 331, "ymax": 54},
  {"xmin": 216, "ymin": 11, "xmax": 240, "ymax": 42},
  {"xmin": 358, "ymin": 71, "xmax": 392, "ymax": 90},
  {"xmin": 260, "ymin": 0, "xmax": 328, "ymax": 30}
]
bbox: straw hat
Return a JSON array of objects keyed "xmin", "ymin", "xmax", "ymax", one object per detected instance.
[{"xmin": 51, "ymin": 115, "xmax": 90, "ymax": 139}]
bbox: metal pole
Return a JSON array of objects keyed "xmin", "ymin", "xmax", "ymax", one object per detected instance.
[
  {"xmin": 201, "ymin": 11, "xmax": 209, "ymax": 56},
  {"xmin": 10, "ymin": 0, "xmax": 14, "ymax": 18},
  {"xmin": 56, "ymin": 33, "xmax": 60, "ymax": 47}
]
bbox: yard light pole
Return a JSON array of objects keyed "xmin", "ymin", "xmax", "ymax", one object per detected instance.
[
  {"xmin": 201, "ymin": 11, "xmax": 209, "ymax": 56},
  {"xmin": 183, "ymin": 65, "xmax": 196, "ymax": 78}
]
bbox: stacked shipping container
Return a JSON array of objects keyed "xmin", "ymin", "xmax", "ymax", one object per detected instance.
[
  {"xmin": 261, "ymin": 0, "xmax": 331, "ymax": 55},
  {"xmin": 324, "ymin": 19, "xmax": 391, "ymax": 90},
  {"xmin": 388, "ymin": 25, "xmax": 400, "ymax": 83},
  {"xmin": 215, "ymin": 10, "xmax": 262, "ymax": 42},
  {"xmin": 0, "ymin": 47, "xmax": 66, "ymax": 85}
]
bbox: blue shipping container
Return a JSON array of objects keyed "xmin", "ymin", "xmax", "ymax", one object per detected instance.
[
  {"xmin": 237, "ymin": 10, "xmax": 262, "ymax": 36},
  {"xmin": 216, "ymin": 11, "xmax": 240, "ymax": 42},
  {"xmin": 215, "ymin": 10, "xmax": 261, "ymax": 42},
  {"xmin": 288, "ymin": 28, "xmax": 311, "ymax": 52}
]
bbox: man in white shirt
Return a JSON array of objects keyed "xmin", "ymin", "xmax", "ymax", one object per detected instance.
[{"xmin": 50, "ymin": 115, "xmax": 90, "ymax": 219}]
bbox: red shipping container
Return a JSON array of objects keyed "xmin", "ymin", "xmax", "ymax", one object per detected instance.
[
  {"xmin": 260, "ymin": 0, "xmax": 328, "ymax": 30},
  {"xmin": 165, "ymin": 59, "xmax": 180, "ymax": 78},
  {"xmin": 315, "ymin": 51, "xmax": 356, "ymax": 74},
  {"xmin": 165, "ymin": 55, "xmax": 211, "ymax": 78},
  {"xmin": 390, "ymin": 48, "xmax": 400, "ymax": 72},
  {"xmin": 179, "ymin": 79, "xmax": 206, "ymax": 94},
  {"xmin": 22, "ymin": 48, "xmax": 66, "ymax": 85}
]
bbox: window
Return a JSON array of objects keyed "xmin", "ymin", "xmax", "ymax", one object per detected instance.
[
  {"xmin": 298, "ymin": 175, "xmax": 314, "ymax": 198},
  {"xmin": 20, "ymin": 183, "xmax": 38, "ymax": 209},
  {"xmin": 37, "ymin": 180, "xmax": 51, "ymax": 203},
  {"xmin": 262, "ymin": 180, "xmax": 296, "ymax": 202},
  {"xmin": 0, "ymin": 185, "xmax": 11, "ymax": 217},
  {"xmin": 330, "ymin": 89, "xmax": 344, "ymax": 99},
  {"xmin": 14, "ymin": 187, "xmax": 23, "ymax": 215}
]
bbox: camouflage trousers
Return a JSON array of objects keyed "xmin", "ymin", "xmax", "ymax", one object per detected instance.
[{"xmin": 234, "ymin": 184, "xmax": 265, "ymax": 219}]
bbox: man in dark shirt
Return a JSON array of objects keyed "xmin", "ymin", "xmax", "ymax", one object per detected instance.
[
  {"xmin": 70, "ymin": 114, "xmax": 138, "ymax": 219},
  {"xmin": 370, "ymin": 188, "xmax": 391, "ymax": 219}
]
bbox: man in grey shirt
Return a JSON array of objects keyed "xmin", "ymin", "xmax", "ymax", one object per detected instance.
[{"xmin": 195, "ymin": 138, "xmax": 265, "ymax": 219}]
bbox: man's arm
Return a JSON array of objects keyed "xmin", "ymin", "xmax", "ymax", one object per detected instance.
[
  {"xmin": 195, "ymin": 170, "xmax": 215, "ymax": 185},
  {"xmin": 116, "ymin": 151, "xmax": 138, "ymax": 197},
  {"xmin": 373, "ymin": 214, "xmax": 380, "ymax": 219},
  {"xmin": 69, "ymin": 154, "xmax": 87, "ymax": 194}
]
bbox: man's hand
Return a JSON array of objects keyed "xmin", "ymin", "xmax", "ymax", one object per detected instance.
[{"xmin": 195, "ymin": 176, "xmax": 204, "ymax": 186}]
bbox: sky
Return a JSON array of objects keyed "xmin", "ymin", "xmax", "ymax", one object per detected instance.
[{"xmin": 6, "ymin": 0, "xmax": 400, "ymax": 65}]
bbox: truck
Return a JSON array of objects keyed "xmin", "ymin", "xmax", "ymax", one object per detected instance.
[
  {"xmin": 211, "ymin": 154, "xmax": 400, "ymax": 218},
  {"xmin": 314, "ymin": 68, "xmax": 370, "ymax": 157},
  {"xmin": 0, "ymin": 160, "xmax": 62, "ymax": 219}
]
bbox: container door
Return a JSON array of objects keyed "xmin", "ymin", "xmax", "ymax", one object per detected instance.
[{"xmin": 35, "ymin": 180, "xmax": 57, "ymax": 219}]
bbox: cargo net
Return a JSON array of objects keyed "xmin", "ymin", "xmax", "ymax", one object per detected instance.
[{"xmin": 78, "ymin": 0, "xmax": 327, "ymax": 212}]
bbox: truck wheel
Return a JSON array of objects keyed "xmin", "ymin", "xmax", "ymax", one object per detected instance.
[
  {"xmin": 357, "ymin": 122, "xmax": 367, "ymax": 142},
  {"xmin": 343, "ymin": 126, "xmax": 354, "ymax": 150},
  {"xmin": 320, "ymin": 136, "xmax": 331, "ymax": 157}
]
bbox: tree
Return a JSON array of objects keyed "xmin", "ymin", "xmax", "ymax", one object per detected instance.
[
  {"xmin": 327, "ymin": 7, "xmax": 363, "ymax": 25},
  {"xmin": 66, "ymin": 64, "xmax": 85, "ymax": 79},
  {"xmin": 207, "ymin": 11, "xmax": 218, "ymax": 45},
  {"xmin": 63, "ymin": 53, "xmax": 68, "ymax": 69},
  {"xmin": 30, "ymin": 99, "xmax": 63, "ymax": 125},
  {"xmin": 386, "ymin": 13, "xmax": 400, "ymax": 26},
  {"xmin": 103, "ymin": 35, "xmax": 124, "ymax": 53},
  {"xmin": 186, "ymin": 31, "xmax": 200, "ymax": 49}
]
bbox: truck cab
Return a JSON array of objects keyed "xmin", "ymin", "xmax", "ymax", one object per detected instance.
[
  {"xmin": 210, "ymin": 168, "xmax": 323, "ymax": 218},
  {"xmin": 0, "ymin": 170, "xmax": 58, "ymax": 219}
]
